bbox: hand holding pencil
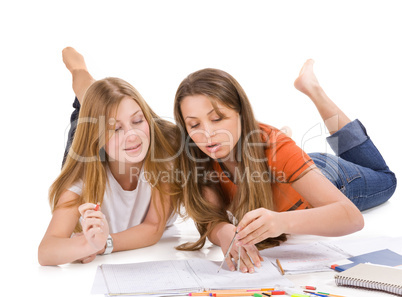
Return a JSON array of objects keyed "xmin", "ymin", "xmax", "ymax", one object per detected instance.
[{"xmin": 78, "ymin": 202, "xmax": 109, "ymax": 252}]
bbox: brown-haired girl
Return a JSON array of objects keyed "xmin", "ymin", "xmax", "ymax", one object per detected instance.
[
  {"xmin": 173, "ymin": 60, "xmax": 396, "ymax": 273},
  {"xmin": 38, "ymin": 48, "xmax": 180, "ymax": 266}
]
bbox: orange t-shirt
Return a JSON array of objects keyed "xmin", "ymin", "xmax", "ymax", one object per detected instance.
[{"xmin": 213, "ymin": 123, "xmax": 314, "ymax": 212}]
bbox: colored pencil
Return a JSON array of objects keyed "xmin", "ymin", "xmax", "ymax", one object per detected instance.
[{"xmin": 276, "ymin": 259, "xmax": 285, "ymax": 275}]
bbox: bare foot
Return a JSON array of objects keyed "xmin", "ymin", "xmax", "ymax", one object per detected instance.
[
  {"xmin": 294, "ymin": 60, "xmax": 351, "ymax": 134},
  {"xmin": 62, "ymin": 47, "xmax": 95, "ymax": 103},
  {"xmin": 293, "ymin": 59, "xmax": 320, "ymax": 98},
  {"xmin": 62, "ymin": 47, "xmax": 88, "ymax": 73}
]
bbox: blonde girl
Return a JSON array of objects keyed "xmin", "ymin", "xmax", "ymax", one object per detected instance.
[
  {"xmin": 173, "ymin": 60, "xmax": 396, "ymax": 273},
  {"xmin": 38, "ymin": 48, "xmax": 180, "ymax": 266}
]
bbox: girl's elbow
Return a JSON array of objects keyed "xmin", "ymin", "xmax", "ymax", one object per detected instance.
[
  {"xmin": 350, "ymin": 211, "xmax": 365, "ymax": 234},
  {"xmin": 145, "ymin": 222, "xmax": 165, "ymax": 246},
  {"xmin": 38, "ymin": 240, "xmax": 62, "ymax": 266},
  {"xmin": 38, "ymin": 256, "xmax": 51, "ymax": 266},
  {"xmin": 341, "ymin": 201, "xmax": 364, "ymax": 234},
  {"xmin": 38, "ymin": 244, "xmax": 52, "ymax": 266},
  {"xmin": 356, "ymin": 213, "xmax": 365, "ymax": 231},
  {"xmin": 151, "ymin": 228, "xmax": 165, "ymax": 245}
]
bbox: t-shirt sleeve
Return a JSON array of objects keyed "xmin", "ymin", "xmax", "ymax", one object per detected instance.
[
  {"xmin": 67, "ymin": 179, "xmax": 83, "ymax": 196},
  {"xmin": 265, "ymin": 127, "xmax": 314, "ymax": 183}
]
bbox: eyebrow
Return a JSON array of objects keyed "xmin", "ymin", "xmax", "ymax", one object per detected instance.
[
  {"xmin": 184, "ymin": 108, "xmax": 220, "ymax": 120},
  {"xmin": 114, "ymin": 110, "xmax": 142, "ymax": 123}
]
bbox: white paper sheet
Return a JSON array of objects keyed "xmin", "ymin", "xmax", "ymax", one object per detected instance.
[{"xmin": 260, "ymin": 241, "xmax": 351, "ymax": 274}]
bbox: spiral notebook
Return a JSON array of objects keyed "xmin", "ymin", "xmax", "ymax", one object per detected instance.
[{"xmin": 335, "ymin": 263, "xmax": 402, "ymax": 296}]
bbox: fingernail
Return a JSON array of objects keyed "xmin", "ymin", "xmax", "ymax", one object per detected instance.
[
  {"xmin": 249, "ymin": 268, "xmax": 254, "ymax": 273},
  {"xmin": 242, "ymin": 267, "xmax": 247, "ymax": 273},
  {"xmin": 230, "ymin": 267, "xmax": 235, "ymax": 272},
  {"xmin": 256, "ymin": 262, "xmax": 261, "ymax": 268}
]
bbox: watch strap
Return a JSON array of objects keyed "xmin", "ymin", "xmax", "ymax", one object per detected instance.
[{"xmin": 103, "ymin": 234, "xmax": 113, "ymax": 255}]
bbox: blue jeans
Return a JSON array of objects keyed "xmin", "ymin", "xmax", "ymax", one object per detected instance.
[{"xmin": 309, "ymin": 119, "xmax": 397, "ymax": 211}]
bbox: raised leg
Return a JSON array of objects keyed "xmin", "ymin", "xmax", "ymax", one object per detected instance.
[
  {"xmin": 294, "ymin": 59, "xmax": 351, "ymax": 135},
  {"xmin": 62, "ymin": 47, "xmax": 95, "ymax": 103}
]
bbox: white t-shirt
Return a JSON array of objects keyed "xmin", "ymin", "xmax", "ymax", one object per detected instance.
[{"xmin": 68, "ymin": 166, "xmax": 176, "ymax": 233}]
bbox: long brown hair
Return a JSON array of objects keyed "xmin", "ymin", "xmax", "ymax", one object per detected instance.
[
  {"xmin": 49, "ymin": 77, "xmax": 181, "ymax": 232},
  {"xmin": 174, "ymin": 68, "xmax": 286, "ymax": 250}
]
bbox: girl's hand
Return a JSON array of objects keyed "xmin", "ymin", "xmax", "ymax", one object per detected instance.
[
  {"xmin": 220, "ymin": 224, "xmax": 263, "ymax": 273},
  {"xmin": 236, "ymin": 208, "xmax": 284, "ymax": 246},
  {"xmin": 78, "ymin": 203, "xmax": 109, "ymax": 252},
  {"xmin": 71, "ymin": 232, "xmax": 97, "ymax": 264}
]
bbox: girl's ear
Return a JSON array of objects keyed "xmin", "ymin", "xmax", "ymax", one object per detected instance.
[{"xmin": 99, "ymin": 147, "xmax": 107, "ymax": 162}]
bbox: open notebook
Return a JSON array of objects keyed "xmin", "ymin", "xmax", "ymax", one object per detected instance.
[
  {"xmin": 92, "ymin": 258, "xmax": 294, "ymax": 296},
  {"xmin": 335, "ymin": 263, "xmax": 402, "ymax": 296}
]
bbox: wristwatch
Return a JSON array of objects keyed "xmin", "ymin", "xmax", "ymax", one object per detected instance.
[{"xmin": 103, "ymin": 234, "xmax": 113, "ymax": 255}]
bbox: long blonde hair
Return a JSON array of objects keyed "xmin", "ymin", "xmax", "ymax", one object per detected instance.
[
  {"xmin": 174, "ymin": 68, "xmax": 286, "ymax": 250},
  {"xmin": 49, "ymin": 77, "xmax": 181, "ymax": 232}
]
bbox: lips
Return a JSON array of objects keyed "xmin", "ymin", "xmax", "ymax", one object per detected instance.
[
  {"xmin": 124, "ymin": 143, "xmax": 142, "ymax": 151},
  {"xmin": 206, "ymin": 142, "xmax": 221, "ymax": 153}
]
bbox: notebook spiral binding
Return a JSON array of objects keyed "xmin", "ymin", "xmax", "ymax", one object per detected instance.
[{"xmin": 335, "ymin": 275, "xmax": 402, "ymax": 296}]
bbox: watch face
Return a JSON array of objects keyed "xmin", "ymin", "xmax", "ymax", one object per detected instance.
[{"xmin": 104, "ymin": 237, "xmax": 113, "ymax": 255}]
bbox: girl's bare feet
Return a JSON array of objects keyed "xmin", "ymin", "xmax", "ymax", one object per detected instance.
[
  {"xmin": 294, "ymin": 59, "xmax": 351, "ymax": 134},
  {"xmin": 62, "ymin": 47, "xmax": 95, "ymax": 103},
  {"xmin": 62, "ymin": 47, "xmax": 88, "ymax": 73},
  {"xmin": 294, "ymin": 59, "xmax": 321, "ymax": 99}
]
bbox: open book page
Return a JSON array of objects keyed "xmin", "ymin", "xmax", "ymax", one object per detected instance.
[
  {"xmin": 99, "ymin": 260, "xmax": 203, "ymax": 295},
  {"xmin": 187, "ymin": 258, "xmax": 294, "ymax": 289},
  {"xmin": 92, "ymin": 258, "xmax": 294, "ymax": 296},
  {"xmin": 260, "ymin": 241, "xmax": 350, "ymax": 274}
]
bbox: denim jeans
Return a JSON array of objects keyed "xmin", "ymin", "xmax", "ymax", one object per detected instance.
[
  {"xmin": 62, "ymin": 97, "xmax": 80, "ymax": 166},
  {"xmin": 309, "ymin": 119, "xmax": 397, "ymax": 211}
]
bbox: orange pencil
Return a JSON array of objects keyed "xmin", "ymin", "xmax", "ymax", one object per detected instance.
[
  {"xmin": 212, "ymin": 291, "xmax": 270, "ymax": 297},
  {"xmin": 206, "ymin": 289, "xmax": 274, "ymax": 293},
  {"xmin": 94, "ymin": 202, "xmax": 100, "ymax": 211},
  {"xmin": 212, "ymin": 292, "xmax": 255, "ymax": 297},
  {"xmin": 275, "ymin": 259, "xmax": 284, "ymax": 275}
]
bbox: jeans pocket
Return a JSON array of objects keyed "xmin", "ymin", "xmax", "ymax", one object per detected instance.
[
  {"xmin": 337, "ymin": 158, "xmax": 362, "ymax": 184},
  {"xmin": 311, "ymin": 153, "xmax": 362, "ymax": 190}
]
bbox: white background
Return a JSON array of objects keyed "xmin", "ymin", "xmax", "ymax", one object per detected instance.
[{"xmin": 1, "ymin": 1, "xmax": 401, "ymax": 296}]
